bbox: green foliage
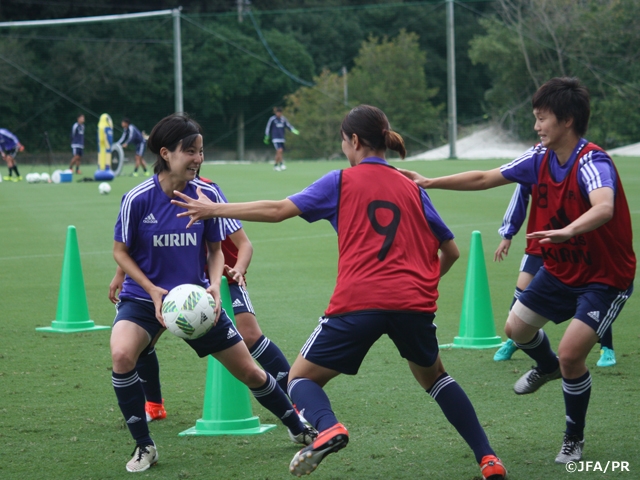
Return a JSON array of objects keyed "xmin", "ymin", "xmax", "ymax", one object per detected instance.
[
  {"xmin": 283, "ymin": 69, "xmax": 349, "ymax": 159},
  {"xmin": 350, "ymin": 30, "xmax": 443, "ymax": 150},
  {"xmin": 469, "ymin": 0, "xmax": 640, "ymax": 147}
]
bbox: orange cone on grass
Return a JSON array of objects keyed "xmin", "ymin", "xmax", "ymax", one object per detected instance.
[
  {"xmin": 36, "ymin": 226, "xmax": 110, "ymax": 333},
  {"xmin": 179, "ymin": 277, "xmax": 276, "ymax": 436},
  {"xmin": 441, "ymin": 231, "xmax": 502, "ymax": 349}
]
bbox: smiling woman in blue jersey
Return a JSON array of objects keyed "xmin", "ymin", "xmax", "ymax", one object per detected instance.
[{"xmin": 109, "ymin": 113, "xmax": 315, "ymax": 473}]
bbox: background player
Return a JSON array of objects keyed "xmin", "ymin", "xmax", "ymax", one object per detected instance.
[
  {"xmin": 399, "ymin": 77, "xmax": 635, "ymax": 464},
  {"xmin": 0, "ymin": 128, "xmax": 24, "ymax": 181},
  {"xmin": 68, "ymin": 113, "xmax": 85, "ymax": 174},
  {"xmin": 116, "ymin": 117, "xmax": 149, "ymax": 176},
  {"xmin": 264, "ymin": 107, "xmax": 299, "ymax": 171},
  {"xmin": 493, "ymin": 184, "xmax": 617, "ymax": 367},
  {"xmin": 172, "ymin": 105, "xmax": 507, "ymax": 480}
]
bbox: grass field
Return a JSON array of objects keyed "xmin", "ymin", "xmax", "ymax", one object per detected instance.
[{"xmin": 1, "ymin": 157, "xmax": 638, "ymax": 479}]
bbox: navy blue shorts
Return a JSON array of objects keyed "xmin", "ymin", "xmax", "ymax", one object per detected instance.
[
  {"xmin": 272, "ymin": 142, "xmax": 285, "ymax": 151},
  {"xmin": 300, "ymin": 311, "xmax": 439, "ymax": 374},
  {"xmin": 229, "ymin": 283, "xmax": 255, "ymax": 315},
  {"xmin": 519, "ymin": 253, "xmax": 543, "ymax": 276},
  {"xmin": 135, "ymin": 141, "xmax": 146, "ymax": 157},
  {"xmin": 114, "ymin": 297, "xmax": 243, "ymax": 357},
  {"xmin": 517, "ymin": 267, "xmax": 633, "ymax": 338},
  {"xmin": 72, "ymin": 147, "xmax": 83, "ymax": 157}
]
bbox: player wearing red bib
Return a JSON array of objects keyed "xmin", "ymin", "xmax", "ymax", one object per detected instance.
[
  {"xmin": 400, "ymin": 77, "xmax": 635, "ymax": 464},
  {"xmin": 172, "ymin": 105, "xmax": 507, "ymax": 480}
]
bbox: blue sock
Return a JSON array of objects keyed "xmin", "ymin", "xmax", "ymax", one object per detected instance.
[
  {"xmin": 562, "ymin": 371, "xmax": 591, "ymax": 439},
  {"xmin": 515, "ymin": 329, "xmax": 559, "ymax": 373},
  {"xmin": 289, "ymin": 377, "xmax": 339, "ymax": 432},
  {"xmin": 136, "ymin": 347, "xmax": 162, "ymax": 404},
  {"xmin": 510, "ymin": 286, "xmax": 524, "ymax": 310},
  {"xmin": 426, "ymin": 373, "xmax": 494, "ymax": 463},
  {"xmin": 599, "ymin": 327, "xmax": 613, "ymax": 350},
  {"xmin": 112, "ymin": 369, "xmax": 152, "ymax": 446},
  {"xmin": 249, "ymin": 335, "xmax": 290, "ymax": 392},
  {"xmin": 250, "ymin": 373, "xmax": 304, "ymax": 435}
]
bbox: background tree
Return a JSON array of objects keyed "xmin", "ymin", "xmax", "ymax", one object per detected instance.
[
  {"xmin": 349, "ymin": 30, "xmax": 443, "ymax": 153},
  {"xmin": 283, "ymin": 69, "xmax": 348, "ymax": 160}
]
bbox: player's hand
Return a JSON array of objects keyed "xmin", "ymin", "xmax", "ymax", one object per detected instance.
[
  {"xmin": 494, "ymin": 238, "xmax": 512, "ymax": 262},
  {"xmin": 149, "ymin": 286, "xmax": 170, "ymax": 326},
  {"xmin": 18, "ymin": 144, "xmax": 25, "ymax": 152},
  {"xmin": 263, "ymin": 135, "xmax": 270, "ymax": 145},
  {"xmin": 172, "ymin": 187, "xmax": 218, "ymax": 227},
  {"xmin": 397, "ymin": 168, "xmax": 431, "ymax": 188},
  {"xmin": 224, "ymin": 265, "xmax": 246, "ymax": 287},
  {"xmin": 527, "ymin": 228, "xmax": 574, "ymax": 244},
  {"xmin": 206, "ymin": 285, "xmax": 222, "ymax": 326},
  {"xmin": 108, "ymin": 273, "xmax": 125, "ymax": 304},
  {"xmin": 123, "ymin": 143, "xmax": 128, "ymax": 149},
  {"xmin": 291, "ymin": 128, "xmax": 300, "ymax": 135}
]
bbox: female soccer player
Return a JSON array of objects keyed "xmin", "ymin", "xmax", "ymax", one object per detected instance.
[
  {"xmin": 399, "ymin": 77, "xmax": 635, "ymax": 464},
  {"xmin": 110, "ymin": 113, "xmax": 315, "ymax": 473},
  {"xmin": 172, "ymin": 105, "xmax": 507, "ymax": 479}
]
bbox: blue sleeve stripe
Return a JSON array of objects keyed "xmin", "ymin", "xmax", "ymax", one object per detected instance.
[
  {"xmin": 120, "ymin": 179, "xmax": 155, "ymax": 243},
  {"xmin": 498, "ymin": 184, "xmax": 523, "ymax": 237},
  {"xmin": 579, "ymin": 151, "xmax": 603, "ymax": 192}
]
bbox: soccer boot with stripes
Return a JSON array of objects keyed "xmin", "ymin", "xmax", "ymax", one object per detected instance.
[
  {"xmin": 289, "ymin": 423, "xmax": 349, "ymax": 476},
  {"xmin": 126, "ymin": 443, "xmax": 158, "ymax": 472},
  {"xmin": 145, "ymin": 400, "xmax": 166, "ymax": 422},
  {"xmin": 480, "ymin": 454, "xmax": 507, "ymax": 479},
  {"xmin": 514, "ymin": 365, "xmax": 561, "ymax": 395}
]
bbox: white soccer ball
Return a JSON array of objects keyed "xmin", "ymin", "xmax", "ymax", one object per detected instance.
[
  {"xmin": 162, "ymin": 284, "xmax": 216, "ymax": 340},
  {"xmin": 40, "ymin": 172, "xmax": 50, "ymax": 183},
  {"xmin": 26, "ymin": 173, "xmax": 37, "ymax": 183},
  {"xmin": 31, "ymin": 172, "xmax": 42, "ymax": 183},
  {"xmin": 98, "ymin": 182, "xmax": 112, "ymax": 194}
]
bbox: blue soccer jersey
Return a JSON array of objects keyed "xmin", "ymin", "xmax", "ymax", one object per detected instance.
[
  {"xmin": 498, "ymin": 183, "xmax": 531, "ymax": 240},
  {"xmin": 265, "ymin": 115, "xmax": 295, "ymax": 143},
  {"xmin": 116, "ymin": 123, "xmax": 145, "ymax": 147},
  {"xmin": 114, "ymin": 177, "xmax": 227, "ymax": 301},
  {"xmin": 288, "ymin": 157, "xmax": 454, "ymax": 243},
  {"xmin": 0, "ymin": 128, "xmax": 20, "ymax": 152},
  {"xmin": 71, "ymin": 122, "xmax": 85, "ymax": 149},
  {"xmin": 500, "ymin": 140, "xmax": 616, "ymax": 198}
]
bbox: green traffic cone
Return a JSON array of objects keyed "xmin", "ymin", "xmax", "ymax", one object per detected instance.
[
  {"xmin": 179, "ymin": 277, "xmax": 276, "ymax": 436},
  {"xmin": 441, "ymin": 231, "xmax": 502, "ymax": 349},
  {"xmin": 36, "ymin": 226, "xmax": 110, "ymax": 333}
]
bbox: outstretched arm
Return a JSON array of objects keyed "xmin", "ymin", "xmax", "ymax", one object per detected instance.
[
  {"xmin": 398, "ymin": 167, "xmax": 511, "ymax": 190},
  {"xmin": 172, "ymin": 187, "xmax": 302, "ymax": 227}
]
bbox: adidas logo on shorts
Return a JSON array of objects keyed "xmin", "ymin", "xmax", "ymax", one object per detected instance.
[
  {"xmin": 227, "ymin": 329, "xmax": 237, "ymax": 339},
  {"xmin": 232, "ymin": 299, "xmax": 243, "ymax": 308},
  {"xmin": 587, "ymin": 311, "xmax": 600, "ymax": 322}
]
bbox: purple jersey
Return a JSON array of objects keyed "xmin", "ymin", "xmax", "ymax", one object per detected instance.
[
  {"xmin": 114, "ymin": 177, "xmax": 226, "ymax": 301},
  {"xmin": 498, "ymin": 183, "xmax": 531, "ymax": 240},
  {"xmin": 288, "ymin": 157, "xmax": 454, "ymax": 243},
  {"xmin": 500, "ymin": 140, "xmax": 617, "ymax": 198}
]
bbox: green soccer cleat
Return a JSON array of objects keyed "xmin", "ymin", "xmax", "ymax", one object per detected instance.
[
  {"xmin": 596, "ymin": 347, "xmax": 616, "ymax": 367},
  {"xmin": 494, "ymin": 339, "xmax": 518, "ymax": 361}
]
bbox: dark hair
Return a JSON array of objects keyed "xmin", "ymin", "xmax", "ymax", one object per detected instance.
[
  {"xmin": 532, "ymin": 77, "xmax": 590, "ymax": 136},
  {"xmin": 122, "ymin": 117, "xmax": 130, "ymax": 124},
  {"xmin": 146, "ymin": 113, "xmax": 203, "ymax": 173},
  {"xmin": 275, "ymin": 107, "xmax": 282, "ymax": 113},
  {"xmin": 340, "ymin": 105, "xmax": 406, "ymax": 159}
]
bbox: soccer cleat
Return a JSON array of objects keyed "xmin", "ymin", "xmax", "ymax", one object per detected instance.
[
  {"xmin": 480, "ymin": 455, "xmax": 507, "ymax": 480},
  {"xmin": 144, "ymin": 171, "xmax": 150, "ymax": 177},
  {"xmin": 514, "ymin": 365, "xmax": 561, "ymax": 395},
  {"xmin": 274, "ymin": 165, "xmax": 282, "ymax": 171},
  {"xmin": 289, "ymin": 423, "xmax": 348, "ymax": 476},
  {"xmin": 280, "ymin": 164, "xmax": 287, "ymax": 170},
  {"xmin": 493, "ymin": 339, "xmax": 518, "ymax": 362},
  {"xmin": 596, "ymin": 347, "xmax": 616, "ymax": 367},
  {"xmin": 555, "ymin": 434, "xmax": 584, "ymax": 464},
  {"xmin": 288, "ymin": 425, "xmax": 319, "ymax": 446},
  {"xmin": 132, "ymin": 172, "xmax": 139, "ymax": 177},
  {"xmin": 3, "ymin": 176, "xmax": 11, "ymax": 181},
  {"xmin": 126, "ymin": 444, "xmax": 158, "ymax": 472},
  {"xmin": 145, "ymin": 400, "xmax": 166, "ymax": 422}
]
